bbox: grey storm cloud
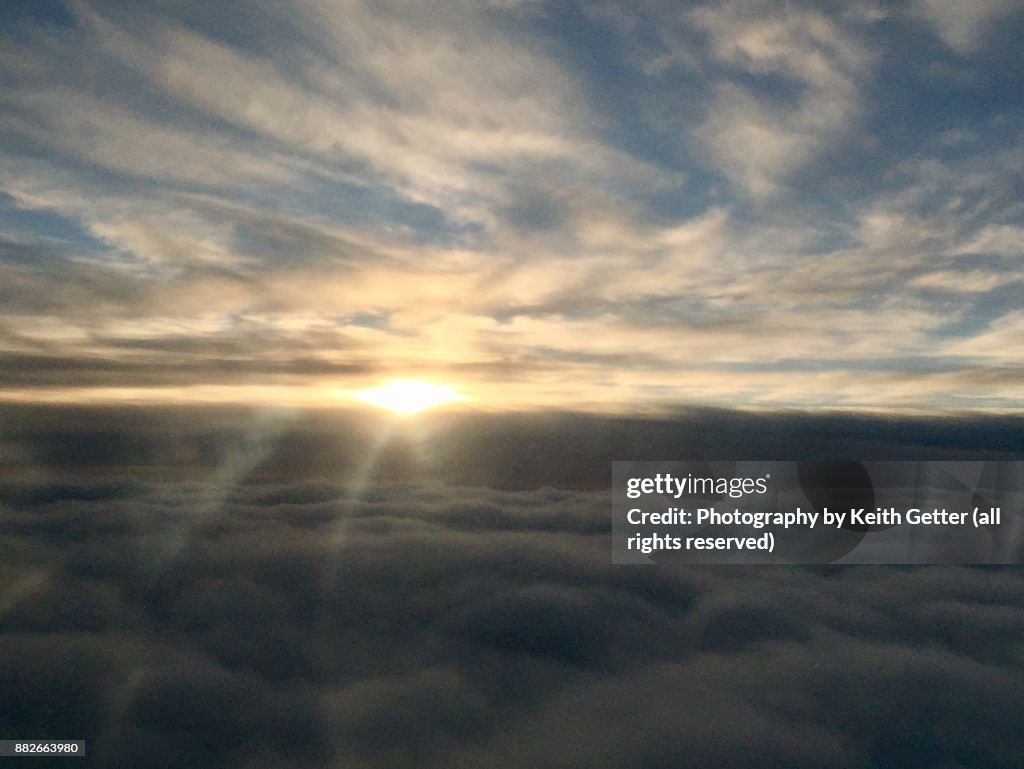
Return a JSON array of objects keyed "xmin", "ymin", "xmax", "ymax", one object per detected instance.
[{"xmin": 2, "ymin": 407, "xmax": 1024, "ymax": 768}]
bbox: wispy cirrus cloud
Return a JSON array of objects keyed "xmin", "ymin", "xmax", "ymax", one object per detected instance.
[
  {"xmin": 691, "ymin": 0, "xmax": 875, "ymax": 198},
  {"xmin": 914, "ymin": 0, "xmax": 1024, "ymax": 53},
  {"xmin": 0, "ymin": 0, "xmax": 1021, "ymax": 412}
]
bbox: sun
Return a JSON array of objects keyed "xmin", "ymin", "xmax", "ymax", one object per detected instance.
[{"xmin": 356, "ymin": 380, "xmax": 463, "ymax": 414}]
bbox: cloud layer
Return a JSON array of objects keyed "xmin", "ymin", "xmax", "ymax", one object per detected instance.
[{"xmin": 1, "ymin": 407, "xmax": 1023, "ymax": 767}]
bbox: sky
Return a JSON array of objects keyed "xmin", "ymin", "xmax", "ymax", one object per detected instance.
[{"xmin": 2, "ymin": 0, "xmax": 1023, "ymax": 413}]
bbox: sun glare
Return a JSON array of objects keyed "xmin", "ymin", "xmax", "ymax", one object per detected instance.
[{"xmin": 356, "ymin": 380, "xmax": 463, "ymax": 414}]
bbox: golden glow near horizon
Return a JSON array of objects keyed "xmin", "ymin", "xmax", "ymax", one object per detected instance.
[{"xmin": 356, "ymin": 380, "xmax": 464, "ymax": 414}]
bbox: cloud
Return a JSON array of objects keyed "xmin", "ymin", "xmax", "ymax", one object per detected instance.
[
  {"xmin": 959, "ymin": 224, "xmax": 1024, "ymax": 258},
  {"xmin": 943, "ymin": 311, "xmax": 1024, "ymax": 363},
  {"xmin": 914, "ymin": 0, "xmax": 1024, "ymax": 53},
  {"xmin": 0, "ymin": 1, "xmax": 1021, "ymax": 412},
  {"xmin": 67, "ymin": 0, "xmax": 662, "ymax": 217},
  {"xmin": 910, "ymin": 269, "xmax": 1013, "ymax": 293},
  {"xmin": 691, "ymin": 1, "xmax": 873, "ymax": 197},
  {"xmin": 1, "ymin": 408, "xmax": 1024, "ymax": 767}
]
